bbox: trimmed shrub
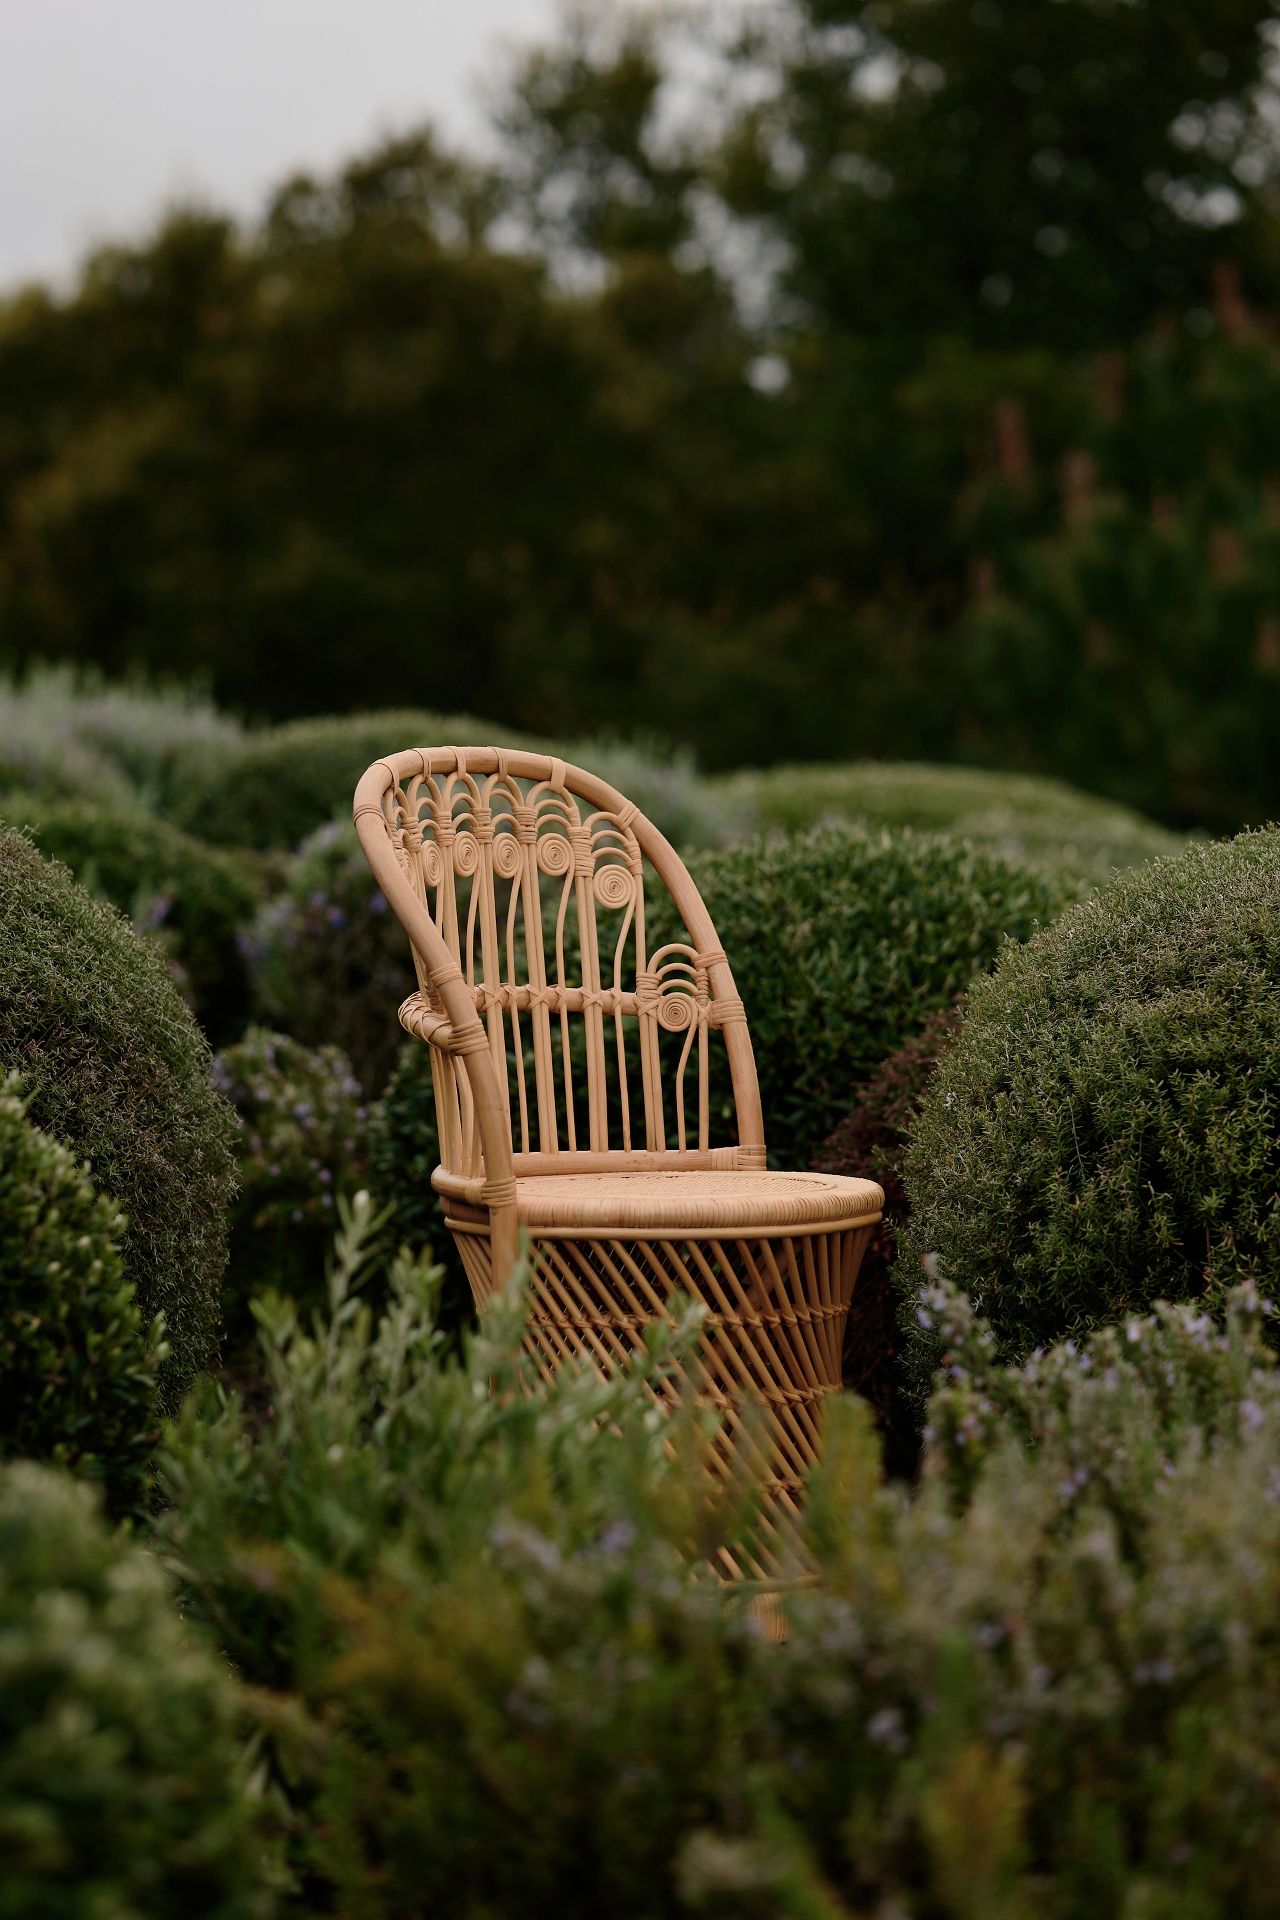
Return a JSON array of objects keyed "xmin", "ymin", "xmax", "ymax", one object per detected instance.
[
  {"xmin": 0, "ymin": 828, "xmax": 237, "ymax": 1412},
  {"xmin": 215, "ymin": 1029, "xmax": 371, "ymax": 1337},
  {"xmin": 653, "ymin": 825, "xmax": 1069, "ymax": 1168},
  {"xmin": 718, "ymin": 758, "xmax": 1188, "ymax": 885},
  {"xmin": 0, "ymin": 664, "xmax": 243, "ymax": 815},
  {"xmin": 244, "ymin": 820, "xmax": 416, "ymax": 1095},
  {"xmin": 2, "ymin": 796, "xmax": 262, "ymax": 1044},
  {"xmin": 0, "ymin": 1459, "xmax": 271, "ymax": 1917},
  {"xmin": 0, "ymin": 1078, "xmax": 162, "ymax": 1520},
  {"xmin": 901, "ymin": 829, "xmax": 1280, "ymax": 1384},
  {"xmin": 173, "ymin": 709, "xmax": 536, "ymax": 851},
  {"xmin": 167, "ymin": 710, "xmax": 739, "ymax": 858},
  {"xmin": 156, "ymin": 1201, "xmax": 1280, "ymax": 1918}
]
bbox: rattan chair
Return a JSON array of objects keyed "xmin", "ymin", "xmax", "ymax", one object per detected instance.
[{"xmin": 353, "ymin": 746, "xmax": 882, "ymax": 1535}]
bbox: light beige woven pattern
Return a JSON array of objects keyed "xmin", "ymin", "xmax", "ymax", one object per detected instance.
[
  {"xmin": 502, "ymin": 1170, "xmax": 880, "ymax": 1233},
  {"xmin": 353, "ymin": 746, "xmax": 882, "ymax": 1550}
]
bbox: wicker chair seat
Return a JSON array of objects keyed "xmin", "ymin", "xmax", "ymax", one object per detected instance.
[{"xmin": 434, "ymin": 1167, "xmax": 882, "ymax": 1235}]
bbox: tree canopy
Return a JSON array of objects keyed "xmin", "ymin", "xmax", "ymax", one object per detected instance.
[{"xmin": 3, "ymin": 0, "xmax": 1280, "ymax": 826}]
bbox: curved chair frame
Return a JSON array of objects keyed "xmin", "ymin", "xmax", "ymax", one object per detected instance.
[{"xmin": 354, "ymin": 746, "xmax": 880, "ymax": 1537}]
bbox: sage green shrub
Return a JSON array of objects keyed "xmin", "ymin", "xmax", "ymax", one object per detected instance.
[
  {"xmin": 718, "ymin": 759, "xmax": 1188, "ymax": 885},
  {"xmin": 653, "ymin": 825, "xmax": 1070, "ymax": 1167},
  {"xmin": 902, "ymin": 828, "xmax": 1280, "ymax": 1382},
  {"xmin": 157, "ymin": 1200, "xmax": 1280, "ymax": 1917},
  {"xmin": 0, "ymin": 664, "xmax": 243, "ymax": 814},
  {"xmin": 2, "ymin": 796, "xmax": 262, "ymax": 1043},
  {"xmin": 0, "ymin": 828, "xmax": 237, "ymax": 1411},
  {"xmin": 172, "ymin": 710, "xmax": 533, "ymax": 851},
  {"xmin": 0, "ymin": 1078, "xmax": 161, "ymax": 1520},
  {"xmin": 0, "ymin": 1459, "xmax": 271, "ymax": 1918}
]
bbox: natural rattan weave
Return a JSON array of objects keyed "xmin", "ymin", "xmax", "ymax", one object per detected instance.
[{"xmin": 353, "ymin": 747, "xmax": 882, "ymax": 1542}]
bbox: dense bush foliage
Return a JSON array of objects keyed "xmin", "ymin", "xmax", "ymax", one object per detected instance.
[
  {"xmin": 171, "ymin": 704, "xmax": 750, "ymax": 858},
  {"xmin": 724, "ymin": 760, "xmax": 1188, "ymax": 887},
  {"xmin": 653, "ymin": 825, "xmax": 1068, "ymax": 1168},
  {"xmin": 174, "ymin": 709, "xmax": 533, "ymax": 851},
  {"xmin": 214, "ymin": 1029, "xmax": 371, "ymax": 1337},
  {"xmin": 815, "ymin": 1010, "xmax": 959, "ymax": 1470},
  {"xmin": 2, "ymin": 795, "xmax": 261, "ymax": 1043},
  {"xmin": 244, "ymin": 820, "xmax": 415, "ymax": 1094},
  {"xmin": 155, "ymin": 1194, "xmax": 1280, "ymax": 1918},
  {"xmin": 365, "ymin": 1042, "xmax": 450, "ymax": 1265},
  {"xmin": 902, "ymin": 828, "xmax": 1280, "ymax": 1388},
  {"xmin": 0, "ymin": 828, "xmax": 237, "ymax": 1411},
  {"xmin": 0, "ymin": 665, "xmax": 243, "ymax": 813},
  {"xmin": 0, "ymin": 1077, "xmax": 161, "ymax": 1519},
  {"xmin": 0, "ymin": 1459, "xmax": 271, "ymax": 1917}
]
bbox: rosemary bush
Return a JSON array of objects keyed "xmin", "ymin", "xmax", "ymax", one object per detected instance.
[
  {"xmin": 0, "ymin": 1459, "xmax": 271, "ymax": 1918},
  {"xmin": 902, "ymin": 827, "xmax": 1280, "ymax": 1384},
  {"xmin": 243, "ymin": 820, "xmax": 415, "ymax": 1095},
  {"xmin": 154, "ymin": 1197, "xmax": 1280, "ymax": 1918}
]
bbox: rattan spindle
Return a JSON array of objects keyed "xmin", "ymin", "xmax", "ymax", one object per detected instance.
[{"xmin": 353, "ymin": 747, "xmax": 882, "ymax": 1556}]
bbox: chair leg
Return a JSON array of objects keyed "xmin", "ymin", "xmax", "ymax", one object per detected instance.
[{"xmin": 446, "ymin": 1217, "xmax": 876, "ymax": 1558}]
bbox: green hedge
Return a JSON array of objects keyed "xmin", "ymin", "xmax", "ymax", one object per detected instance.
[
  {"xmin": 0, "ymin": 829, "xmax": 237, "ymax": 1412},
  {"xmin": 155, "ymin": 1204, "xmax": 1280, "ymax": 1918},
  {"xmin": 172, "ymin": 709, "xmax": 536, "ymax": 851},
  {"xmin": 0, "ymin": 1077, "xmax": 162, "ymax": 1520},
  {"xmin": 901, "ymin": 828, "xmax": 1280, "ymax": 1385},
  {"xmin": 2, "ymin": 796, "xmax": 262, "ymax": 1044},
  {"xmin": 0, "ymin": 664, "xmax": 244, "ymax": 815},
  {"xmin": 0, "ymin": 1460, "xmax": 270, "ymax": 1917},
  {"xmin": 654, "ymin": 824, "xmax": 1070, "ymax": 1168},
  {"xmin": 718, "ymin": 758, "xmax": 1188, "ymax": 884}
]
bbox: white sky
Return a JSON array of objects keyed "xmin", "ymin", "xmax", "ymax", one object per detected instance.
[{"xmin": 0, "ymin": 0, "xmax": 559, "ymax": 294}]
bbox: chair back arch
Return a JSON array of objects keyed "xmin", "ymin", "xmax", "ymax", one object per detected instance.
[{"xmin": 353, "ymin": 747, "xmax": 766, "ymax": 1231}]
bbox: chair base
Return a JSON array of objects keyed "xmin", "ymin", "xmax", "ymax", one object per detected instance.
[{"xmin": 444, "ymin": 1200, "xmax": 875, "ymax": 1563}]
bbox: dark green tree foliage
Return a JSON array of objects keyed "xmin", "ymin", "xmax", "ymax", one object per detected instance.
[
  {"xmin": 0, "ymin": 138, "xmax": 772, "ymax": 746},
  {"xmin": 0, "ymin": 1460, "xmax": 270, "ymax": 1917},
  {"xmin": 729, "ymin": 0, "xmax": 1276, "ymax": 353},
  {"xmin": 957, "ymin": 329, "xmax": 1280, "ymax": 829},
  {"xmin": 653, "ymin": 824, "xmax": 1067, "ymax": 1167},
  {"xmin": 5, "ymin": 8, "xmax": 1280, "ymax": 815},
  {"xmin": 3, "ymin": 796, "xmax": 261, "ymax": 1041},
  {"xmin": 902, "ymin": 827, "xmax": 1280, "ymax": 1383},
  {"xmin": 0, "ymin": 1078, "xmax": 160, "ymax": 1520},
  {"xmin": 0, "ymin": 828, "xmax": 237, "ymax": 1411}
]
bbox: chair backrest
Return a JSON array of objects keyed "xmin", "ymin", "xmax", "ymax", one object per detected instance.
[{"xmin": 353, "ymin": 747, "xmax": 765, "ymax": 1184}]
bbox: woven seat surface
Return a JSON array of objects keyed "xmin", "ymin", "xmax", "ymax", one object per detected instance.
[{"xmin": 512, "ymin": 1170, "xmax": 883, "ymax": 1233}]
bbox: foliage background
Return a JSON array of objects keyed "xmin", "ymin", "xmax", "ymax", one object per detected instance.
[{"xmin": 2, "ymin": 1, "xmax": 1280, "ymax": 829}]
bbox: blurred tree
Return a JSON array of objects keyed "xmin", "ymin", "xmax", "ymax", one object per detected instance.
[
  {"xmin": 721, "ymin": 0, "xmax": 1280, "ymax": 339},
  {"xmin": 4, "ymin": 5, "xmax": 1280, "ymax": 823}
]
